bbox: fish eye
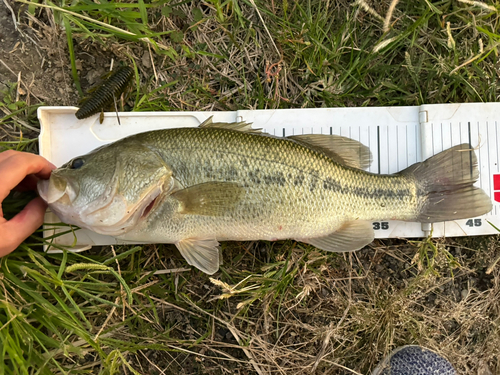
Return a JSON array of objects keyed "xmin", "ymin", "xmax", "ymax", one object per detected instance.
[{"xmin": 70, "ymin": 158, "xmax": 85, "ymax": 169}]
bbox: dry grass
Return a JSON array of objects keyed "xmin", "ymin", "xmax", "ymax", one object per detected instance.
[{"xmin": 1, "ymin": 0, "xmax": 500, "ymax": 374}]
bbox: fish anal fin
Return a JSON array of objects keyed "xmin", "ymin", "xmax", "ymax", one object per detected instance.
[
  {"xmin": 176, "ymin": 238, "xmax": 220, "ymax": 275},
  {"xmin": 298, "ymin": 220, "xmax": 374, "ymax": 252},
  {"xmin": 199, "ymin": 116, "xmax": 262, "ymax": 134},
  {"xmin": 288, "ymin": 134, "xmax": 372, "ymax": 170},
  {"xmin": 172, "ymin": 182, "xmax": 244, "ymax": 216}
]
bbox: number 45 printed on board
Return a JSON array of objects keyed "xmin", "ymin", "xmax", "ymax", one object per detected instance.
[
  {"xmin": 465, "ymin": 218, "xmax": 482, "ymax": 227},
  {"xmin": 371, "ymin": 219, "xmax": 483, "ymax": 231}
]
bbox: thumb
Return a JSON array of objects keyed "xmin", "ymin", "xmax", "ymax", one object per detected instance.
[{"xmin": 0, "ymin": 197, "xmax": 47, "ymax": 257}]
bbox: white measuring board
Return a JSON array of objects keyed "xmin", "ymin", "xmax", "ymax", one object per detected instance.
[
  {"xmin": 37, "ymin": 104, "xmax": 499, "ymax": 252},
  {"xmin": 419, "ymin": 103, "xmax": 500, "ymax": 237}
]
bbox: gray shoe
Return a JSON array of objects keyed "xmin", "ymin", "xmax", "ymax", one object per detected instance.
[{"xmin": 372, "ymin": 345, "xmax": 457, "ymax": 375}]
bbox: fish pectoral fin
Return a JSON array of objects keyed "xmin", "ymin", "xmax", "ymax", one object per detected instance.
[
  {"xmin": 199, "ymin": 116, "xmax": 262, "ymax": 134},
  {"xmin": 172, "ymin": 182, "xmax": 244, "ymax": 216},
  {"xmin": 298, "ymin": 220, "xmax": 374, "ymax": 252},
  {"xmin": 288, "ymin": 134, "xmax": 372, "ymax": 170},
  {"xmin": 176, "ymin": 238, "xmax": 220, "ymax": 275}
]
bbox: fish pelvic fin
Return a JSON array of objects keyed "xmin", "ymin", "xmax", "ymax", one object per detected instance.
[
  {"xmin": 298, "ymin": 220, "xmax": 374, "ymax": 252},
  {"xmin": 172, "ymin": 182, "xmax": 244, "ymax": 216},
  {"xmin": 176, "ymin": 238, "xmax": 220, "ymax": 275},
  {"xmin": 402, "ymin": 143, "xmax": 492, "ymax": 223},
  {"xmin": 288, "ymin": 134, "xmax": 372, "ymax": 170},
  {"xmin": 199, "ymin": 116, "xmax": 262, "ymax": 134}
]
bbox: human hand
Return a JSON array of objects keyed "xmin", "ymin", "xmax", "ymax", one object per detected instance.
[{"xmin": 0, "ymin": 150, "xmax": 55, "ymax": 257}]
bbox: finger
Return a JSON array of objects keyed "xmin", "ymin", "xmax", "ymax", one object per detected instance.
[
  {"xmin": 14, "ymin": 175, "xmax": 38, "ymax": 191},
  {"xmin": 0, "ymin": 152, "xmax": 56, "ymax": 202},
  {"xmin": 0, "ymin": 151, "xmax": 56, "ymax": 178},
  {"xmin": 0, "ymin": 197, "xmax": 47, "ymax": 257},
  {"xmin": 14, "ymin": 175, "xmax": 39, "ymax": 191},
  {"xmin": 0, "ymin": 149, "xmax": 17, "ymax": 163}
]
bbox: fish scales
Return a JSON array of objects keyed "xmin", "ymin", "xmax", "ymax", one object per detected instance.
[
  {"xmin": 122, "ymin": 127, "xmax": 420, "ymax": 242},
  {"xmin": 38, "ymin": 120, "xmax": 493, "ymax": 274}
]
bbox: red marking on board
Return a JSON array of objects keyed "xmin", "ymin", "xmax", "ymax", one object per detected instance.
[
  {"xmin": 494, "ymin": 174, "xmax": 500, "ymax": 191},
  {"xmin": 494, "ymin": 174, "xmax": 500, "ymax": 202},
  {"xmin": 495, "ymin": 192, "xmax": 500, "ymax": 203}
]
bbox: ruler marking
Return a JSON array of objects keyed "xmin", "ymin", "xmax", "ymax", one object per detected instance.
[
  {"xmin": 404, "ymin": 125, "xmax": 408, "ymax": 167},
  {"xmin": 387, "ymin": 125, "xmax": 390, "ymax": 173},
  {"xmin": 407, "ymin": 125, "xmax": 410, "ymax": 165},
  {"xmin": 359, "ymin": 125, "xmax": 362, "ymax": 167},
  {"xmin": 487, "ymin": 121, "xmax": 491, "ymax": 201},
  {"xmin": 467, "ymin": 121, "xmax": 472, "ymax": 147},
  {"xmin": 396, "ymin": 126, "xmax": 399, "ymax": 171},
  {"xmin": 477, "ymin": 122, "xmax": 482, "ymax": 189},
  {"xmin": 368, "ymin": 126, "xmax": 372, "ymax": 173},
  {"xmin": 431, "ymin": 122, "xmax": 434, "ymax": 155},
  {"xmin": 495, "ymin": 121, "xmax": 500, "ymax": 173},
  {"xmin": 459, "ymin": 122, "xmax": 462, "ymax": 145},
  {"xmin": 451, "ymin": 122, "xmax": 457, "ymax": 176},
  {"xmin": 377, "ymin": 126, "xmax": 380, "ymax": 174},
  {"xmin": 415, "ymin": 124, "xmax": 418, "ymax": 162},
  {"xmin": 468, "ymin": 122, "xmax": 473, "ymax": 179},
  {"xmin": 441, "ymin": 121, "xmax": 444, "ymax": 151},
  {"xmin": 494, "ymin": 119, "xmax": 497, "ymax": 220}
]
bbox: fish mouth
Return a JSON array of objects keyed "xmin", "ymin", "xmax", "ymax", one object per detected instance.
[
  {"xmin": 38, "ymin": 176, "xmax": 77, "ymax": 205},
  {"xmin": 37, "ymin": 179, "xmax": 51, "ymax": 202}
]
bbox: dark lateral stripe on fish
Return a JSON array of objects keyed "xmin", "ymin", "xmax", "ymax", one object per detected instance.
[
  {"xmin": 321, "ymin": 176, "xmax": 412, "ymax": 198},
  {"xmin": 195, "ymin": 163, "xmax": 413, "ymax": 199}
]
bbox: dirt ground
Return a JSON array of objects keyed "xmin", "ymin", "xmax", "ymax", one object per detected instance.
[
  {"xmin": 0, "ymin": 1, "xmax": 129, "ymax": 107},
  {"xmin": 0, "ymin": 2, "xmax": 78, "ymax": 105}
]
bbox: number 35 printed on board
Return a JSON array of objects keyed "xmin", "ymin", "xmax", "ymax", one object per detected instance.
[{"xmin": 372, "ymin": 222, "xmax": 389, "ymax": 230}]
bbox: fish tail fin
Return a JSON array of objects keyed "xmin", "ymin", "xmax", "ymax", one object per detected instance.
[{"xmin": 401, "ymin": 144, "xmax": 492, "ymax": 223}]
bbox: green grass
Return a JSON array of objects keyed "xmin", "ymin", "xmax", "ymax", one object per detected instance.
[{"xmin": 1, "ymin": 0, "xmax": 500, "ymax": 373}]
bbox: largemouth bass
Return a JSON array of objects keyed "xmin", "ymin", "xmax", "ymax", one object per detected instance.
[{"xmin": 38, "ymin": 118, "xmax": 492, "ymax": 274}]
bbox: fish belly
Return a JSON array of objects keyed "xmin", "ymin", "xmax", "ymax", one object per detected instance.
[{"xmin": 119, "ymin": 173, "xmax": 417, "ymax": 244}]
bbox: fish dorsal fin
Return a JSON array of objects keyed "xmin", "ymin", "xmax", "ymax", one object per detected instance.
[
  {"xmin": 199, "ymin": 116, "xmax": 262, "ymax": 134},
  {"xmin": 176, "ymin": 238, "xmax": 220, "ymax": 274},
  {"xmin": 171, "ymin": 182, "xmax": 244, "ymax": 216},
  {"xmin": 288, "ymin": 134, "xmax": 372, "ymax": 170},
  {"xmin": 298, "ymin": 220, "xmax": 374, "ymax": 252}
]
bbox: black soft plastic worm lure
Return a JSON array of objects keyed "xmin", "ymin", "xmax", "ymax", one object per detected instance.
[{"xmin": 75, "ymin": 66, "xmax": 134, "ymax": 120}]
